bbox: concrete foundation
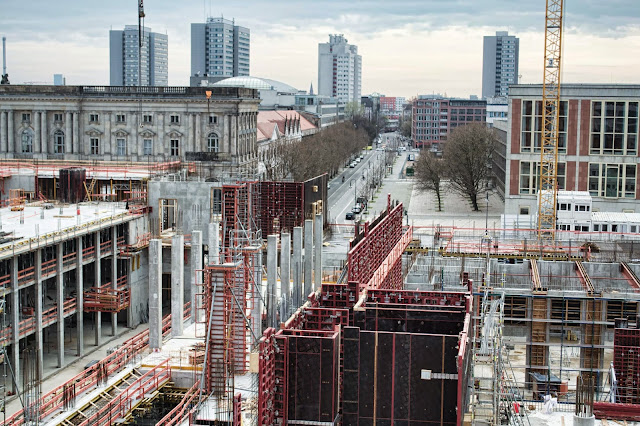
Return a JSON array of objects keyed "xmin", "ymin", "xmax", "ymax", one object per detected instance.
[
  {"xmin": 171, "ymin": 234, "xmax": 184, "ymax": 337},
  {"xmin": 149, "ymin": 239, "xmax": 163, "ymax": 350}
]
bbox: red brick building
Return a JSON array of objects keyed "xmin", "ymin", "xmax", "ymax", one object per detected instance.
[{"xmin": 504, "ymin": 84, "xmax": 640, "ymax": 215}]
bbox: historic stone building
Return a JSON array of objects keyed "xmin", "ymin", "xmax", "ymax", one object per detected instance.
[{"xmin": 0, "ymin": 85, "xmax": 260, "ymax": 176}]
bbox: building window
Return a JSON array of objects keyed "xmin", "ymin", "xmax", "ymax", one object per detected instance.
[
  {"xmin": 588, "ymin": 163, "xmax": 636, "ymax": 198},
  {"xmin": 207, "ymin": 133, "xmax": 219, "ymax": 152},
  {"xmin": 590, "ymin": 101, "xmax": 638, "ymax": 156},
  {"xmin": 170, "ymin": 139, "xmax": 179, "ymax": 156},
  {"xmin": 521, "ymin": 100, "xmax": 568, "ymax": 153},
  {"xmin": 209, "ymin": 115, "xmax": 218, "ymax": 124},
  {"xmin": 54, "ymin": 113, "xmax": 63, "ymax": 123},
  {"xmin": 54, "ymin": 130, "xmax": 65, "ymax": 153},
  {"xmin": 89, "ymin": 114, "xmax": 99, "ymax": 123},
  {"xmin": 21, "ymin": 129, "xmax": 33, "ymax": 153},
  {"xmin": 90, "ymin": 138, "xmax": 99, "ymax": 155},
  {"xmin": 116, "ymin": 138, "xmax": 126, "ymax": 156},
  {"xmin": 170, "ymin": 115, "xmax": 180, "ymax": 124},
  {"xmin": 519, "ymin": 160, "xmax": 566, "ymax": 195},
  {"xmin": 22, "ymin": 113, "xmax": 31, "ymax": 123},
  {"xmin": 143, "ymin": 114, "xmax": 153, "ymax": 124},
  {"xmin": 116, "ymin": 114, "xmax": 126, "ymax": 123},
  {"xmin": 143, "ymin": 139, "xmax": 152, "ymax": 155}
]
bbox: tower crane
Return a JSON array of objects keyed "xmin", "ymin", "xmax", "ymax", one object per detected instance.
[{"xmin": 537, "ymin": 0, "xmax": 565, "ymax": 239}]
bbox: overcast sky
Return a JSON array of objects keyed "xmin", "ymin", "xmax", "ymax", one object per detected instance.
[{"xmin": 1, "ymin": 0, "xmax": 639, "ymax": 97}]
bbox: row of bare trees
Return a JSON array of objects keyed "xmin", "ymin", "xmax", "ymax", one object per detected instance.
[
  {"xmin": 265, "ymin": 121, "xmax": 370, "ymax": 181},
  {"xmin": 414, "ymin": 123, "xmax": 496, "ymax": 211}
]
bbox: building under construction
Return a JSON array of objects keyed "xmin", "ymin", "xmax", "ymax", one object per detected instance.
[{"xmin": 2, "ymin": 156, "xmax": 640, "ymax": 425}]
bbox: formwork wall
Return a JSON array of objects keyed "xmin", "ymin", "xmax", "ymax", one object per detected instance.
[
  {"xmin": 256, "ymin": 181, "xmax": 304, "ymax": 236},
  {"xmin": 614, "ymin": 327, "xmax": 640, "ymax": 404}
]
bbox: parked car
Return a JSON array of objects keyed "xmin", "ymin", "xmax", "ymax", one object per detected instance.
[
  {"xmin": 349, "ymin": 162, "xmax": 356, "ymax": 168},
  {"xmin": 352, "ymin": 204, "xmax": 362, "ymax": 214},
  {"xmin": 345, "ymin": 212, "xmax": 355, "ymax": 220}
]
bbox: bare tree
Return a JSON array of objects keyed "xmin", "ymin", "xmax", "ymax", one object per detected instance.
[
  {"xmin": 414, "ymin": 152, "xmax": 445, "ymax": 211},
  {"xmin": 442, "ymin": 123, "xmax": 496, "ymax": 211}
]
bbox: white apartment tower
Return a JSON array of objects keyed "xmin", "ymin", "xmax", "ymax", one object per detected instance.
[
  {"xmin": 318, "ymin": 35, "xmax": 362, "ymax": 103},
  {"xmin": 191, "ymin": 17, "xmax": 250, "ymax": 79},
  {"xmin": 482, "ymin": 31, "xmax": 519, "ymax": 98},
  {"xmin": 110, "ymin": 26, "xmax": 168, "ymax": 86}
]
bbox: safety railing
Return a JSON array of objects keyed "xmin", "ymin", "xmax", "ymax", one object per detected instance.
[
  {"xmin": 99, "ymin": 239, "xmax": 113, "ymax": 253},
  {"xmin": 83, "ymin": 287, "xmax": 130, "ymax": 313},
  {"xmin": 76, "ymin": 360, "xmax": 172, "ymax": 426},
  {"xmin": 2, "ymin": 303, "xmax": 192, "ymax": 426},
  {"xmin": 62, "ymin": 251, "xmax": 77, "ymax": 269},
  {"xmin": 157, "ymin": 379, "xmax": 202, "ymax": 426},
  {"xmin": 116, "ymin": 235, "xmax": 126, "ymax": 248},
  {"xmin": 82, "ymin": 244, "xmax": 96, "ymax": 260},
  {"xmin": 116, "ymin": 275, "xmax": 128, "ymax": 290},
  {"xmin": 41, "ymin": 259, "xmax": 57, "ymax": 278},
  {"xmin": 17, "ymin": 266, "xmax": 35, "ymax": 285}
]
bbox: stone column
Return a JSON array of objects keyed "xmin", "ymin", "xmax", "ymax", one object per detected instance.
[
  {"xmin": 7, "ymin": 110, "xmax": 14, "ymax": 153},
  {"xmin": 314, "ymin": 214, "xmax": 323, "ymax": 288},
  {"xmin": 149, "ymin": 239, "xmax": 162, "ymax": 350},
  {"xmin": 33, "ymin": 111, "xmax": 41, "ymax": 153},
  {"xmin": 230, "ymin": 114, "xmax": 237, "ymax": 157},
  {"xmin": 171, "ymin": 234, "xmax": 184, "ymax": 337},
  {"xmin": 292, "ymin": 226, "xmax": 303, "ymax": 309},
  {"xmin": 11, "ymin": 256, "xmax": 19, "ymax": 393},
  {"xmin": 208, "ymin": 222, "xmax": 219, "ymax": 265},
  {"xmin": 34, "ymin": 250, "xmax": 43, "ymax": 378},
  {"xmin": 41, "ymin": 111, "xmax": 48, "ymax": 154},
  {"xmin": 94, "ymin": 231, "xmax": 102, "ymax": 346},
  {"xmin": 304, "ymin": 219, "xmax": 313, "ymax": 299},
  {"xmin": 111, "ymin": 226, "xmax": 118, "ymax": 336},
  {"xmin": 76, "ymin": 236, "xmax": 84, "ymax": 356},
  {"xmin": 65, "ymin": 112, "xmax": 72, "ymax": 154},
  {"xmin": 104, "ymin": 113, "xmax": 112, "ymax": 155},
  {"xmin": 267, "ymin": 235, "xmax": 277, "ymax": 328},
  {"xmin": 73, "ymin": 111, "xmax": 79, "ymax": 154},
  {"xmin": 0, "ymin": 111, "xmax": 6, "ymax": 152},
  {"xmin": 195, "ymin": 113, "xmax": 201, "ymax": 152},
  {"xmin": 56, "ymin": 243, "xmax": 65, "ymax": 367},
  {"xmin": 191, "ymin": 231, "xmax": 202, "ymax": 324}
]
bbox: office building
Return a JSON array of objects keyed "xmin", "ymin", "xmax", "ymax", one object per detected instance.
[
  {"xmin": 191, "ymin": 17, "xmax": 250, "ymax": 79},
  {"xmin": 109, "ymin": 25, "xmax": 168, "ymax": 86},
  {"xmin": 318, "ymin": 34, "xmax": 362, "ymax": 103},
  {"xmin": 411, "ymin": 95, "xmax": 487, "ymax": 150},
  {"xmin": 482, "ymin": 31, "xmax": 519, "ymax": 98},
  {"xmin": 504, "ymin": 84, "xmax": 640, "ymax": 215}
]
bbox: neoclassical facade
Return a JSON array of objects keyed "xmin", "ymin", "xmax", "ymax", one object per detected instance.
[{"xmin": 0, "ymin": 85, "xmax": 260, "ymax": 174}]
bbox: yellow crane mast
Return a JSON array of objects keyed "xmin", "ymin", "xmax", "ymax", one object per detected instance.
[{"xmin": 537, "ymin": 0, "xmax": 565, "ymax": 240}]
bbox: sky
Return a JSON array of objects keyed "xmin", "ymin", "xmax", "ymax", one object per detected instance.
[{"xmin": 1, "ymin": 0, "xmax": 639, "ymax": 98}]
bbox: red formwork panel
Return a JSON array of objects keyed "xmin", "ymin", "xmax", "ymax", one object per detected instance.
[
  {"xmin": 614, "ymin": 327, "xmax": 640, "ymax": 404},
  {"xmin": 233, "ymin": 393, "xmax": 242, "ymax": 426},
  {"xmin": 365, "ymin": 289, "xmax": 469, "ymax": 307},
  {"xmin": 320, "ymin": 282, "xmax": 359, "ymax": 310},
  {"xmin": 221, "ymin": 182, "xmax": 259, "ymax": 261},
  {"xmin": 256, "ymin": 181, "xmax": 304, "ymax": 236},
  {"xmin": 347, "ymin": 202, "xmax": 403, "ymax": 288},
  {"xmin": 258, "ymin": 328, "xmax": 276, "ymax": 426}
]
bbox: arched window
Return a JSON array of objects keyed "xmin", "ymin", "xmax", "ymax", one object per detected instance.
[
  {"xmin": 207, "ymin": 133, "xmax": 219, "ymax": 153},
  {"xmin": 21, "ymin": 129, "xmax": 33, "ymax": 153},
  {"xmin": 54, "ymin": 130, "xmax": 65, "ymax": 154}
]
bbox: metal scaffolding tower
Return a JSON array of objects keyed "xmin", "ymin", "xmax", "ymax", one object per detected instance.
[{"xmin": 471, "ymin": 289, "xmax": 529, "ymax": 425}]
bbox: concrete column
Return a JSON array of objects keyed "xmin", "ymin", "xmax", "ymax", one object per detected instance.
[
  {"xmin": 33, "ymin": 111, "xmax": 41, "ymax": 153},
  {"xmin": 281, "ymin": 232, "xmax": 291, "ymax": 304},
  {"xmin": 0, "ymin": 111, "xmax": 6, "ymax": 152},
  {"xmin": 149, "ymin": 239, "xmax": 162, "ymax": 350},
  {"xmin": 304, "ymin": 219, "xmax": 313, "ymax": 299},
  {"xmin": 11, "ymin": 256, "xmax": 19, "ymax": 393},
  {"xmin": 292, "ymin": 227, "xmax": 303, "ymax": 309},
  {"xmin": 56, "ymin": 243, "xmax": 65, "ymax": 367},
  {"xmin": 94, "ymin": 231, "xmax": 101, "ymax": 346},
  {"xmin": 171, "ymin": 234, "xmax": 184, "ymax": 337},
  {"xmin": 111, "ymin": 226, "xmax": 118, "ymax": 336},
  {"xmin": 34, "ymin": 250, "xmax": 43, "ymax": 378},
  {"xmin": 7, "ymin": 110, "xmax": 14, "ymax": 153},
  {"xmin": 41, "ymin": 111, "xmax": 48, "ymax": 154},
  {"xmin": 191, "ymin": 231, "xmax": 203, "ymax": 324},
  {"xmin": 73, "ymin": 111, "xmax": 79, "ymax": 154},
  {"xmin": 314, "ymin": 214, "xmax": 323, "ymax": 289},
  {"xmin": 65, "ymin": 112, "xmax": 72, "ymax": 154},
  {"xmin": 252, "ymin": 249, "xmax": 263, "ymax": 336},
  {"xmin": 76, "ymin": 236, "xmax": 84, "ymax": 356},
  {"xmin": 208, "ymin": 222, "xmax": 220, "ymax": 264},
  {"xmin": 267, "ymin": 235, "xmax": 277, "ymax": 328}
]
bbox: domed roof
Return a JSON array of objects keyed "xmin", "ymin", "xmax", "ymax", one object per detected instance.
[{"xmin": 212, "ymin": 76, "xmax": 298, "ymax": 94}]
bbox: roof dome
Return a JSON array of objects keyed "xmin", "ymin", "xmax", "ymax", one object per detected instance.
[{"xmin": 212, "ymin": 76, "xmax": 298, "ymax": 93}]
